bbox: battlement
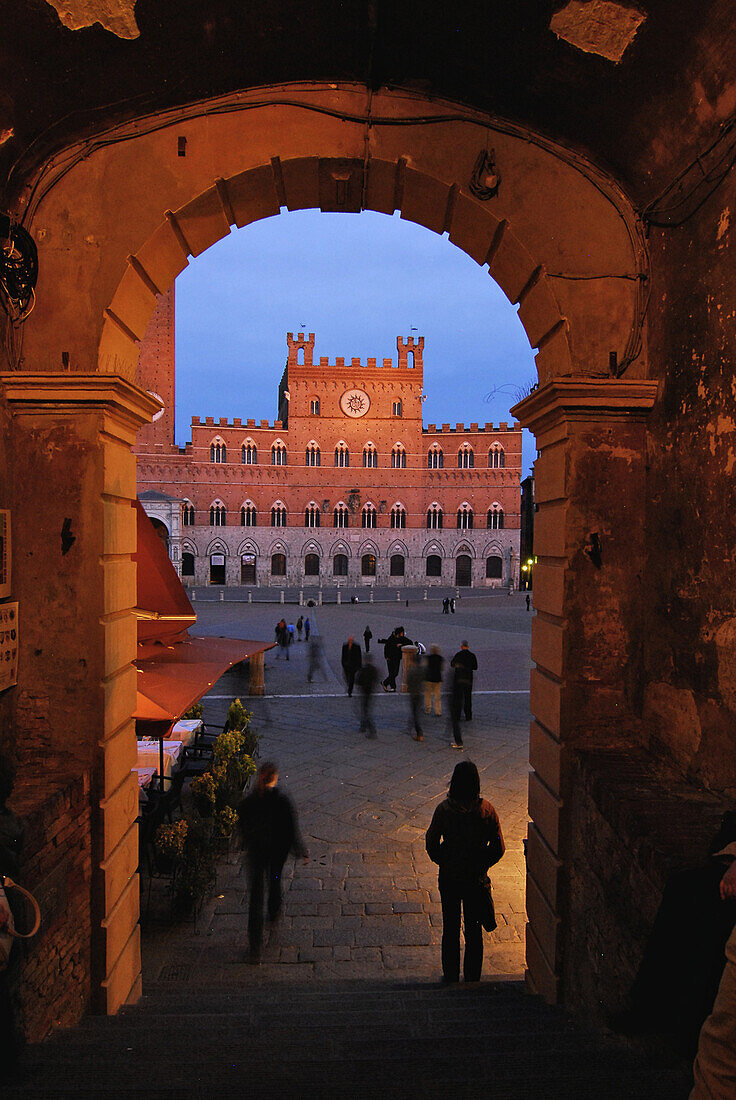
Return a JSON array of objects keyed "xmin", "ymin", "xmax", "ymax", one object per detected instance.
[
  {"xmin": 286, "ymin": 333, "xmax": 424, "ymax": 372},
  {"xmin": 191, "ymin": 416, "xmax": 284, "ymax": 431},
  {"xmin": 423, "ymin": 421, "xmax": 521, "ymax": 434}
]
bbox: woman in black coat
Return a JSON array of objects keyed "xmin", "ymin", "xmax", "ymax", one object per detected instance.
[{"xmin": 425, "ymin": 760, "xmax": 504, "ymax": 983}]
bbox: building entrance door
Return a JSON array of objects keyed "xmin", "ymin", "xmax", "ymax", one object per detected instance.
[
  {"xmin": 241, "ymin": 554, "xmax": 256, "ymax": 584},
  {"xmin": 455, "ymin": 554, "xmax": 472, "ymax": 587},
  {"xmin": 210, "ymin": 553, "xmax": 226, "ymax": 585}
]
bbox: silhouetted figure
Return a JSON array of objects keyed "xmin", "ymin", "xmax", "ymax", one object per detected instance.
[
  {"xmin": 426, "ymin": 761, "xmax": 504, "ymax": 984},
  {"xmin": 692, "ymin": 857, "xmax": 736, "ymax": 1098},
  {"xmin": 238, "ymin": 762, "xmax": 308, "ymax": 964},
  {"xmin": 304, "ymin": 617, "xmax": 311, "ymax": 642},
  {"xmin": 356, "ymin": 655, "xmax": 378, "ymax": 738},
  {"xmin": 341, "ymin": 635, "xmax": 362, "ymax": 697},
  {"xmin": 379, "ymin": 627, "xmax": 413, "ymax": 692},
  {"xmin": 451, "ymin": 641, "xmax": 477, "ymax": 721},
  {"xmin": 526, "ymin": 594, "xmax": 531, "ymax": 612},
  {"xmin": 296, "ymin": 615, "xmax": 304, "ymax": 640},
  {"xmin": 363, "ymin": 625, "xmax": 372, "ymax": 653}
]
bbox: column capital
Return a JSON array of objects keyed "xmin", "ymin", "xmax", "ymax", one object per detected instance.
[
  {"xmin": 0, "ymin": 373, "xmax": 160, "ymax": 439},
  {"xmin": 511, "ymin": 377, "xmax": 659, "ymax": 436}
]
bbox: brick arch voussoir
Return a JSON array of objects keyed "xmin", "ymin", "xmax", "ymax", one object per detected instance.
[{"xmin": 101, "ymin": 157, "xmax": 571, "ymax": 382}]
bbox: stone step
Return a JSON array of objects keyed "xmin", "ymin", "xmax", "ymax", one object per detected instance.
[{"xmin": 10, "ymin": 978, "xmax": 690, "ymax": 1100}]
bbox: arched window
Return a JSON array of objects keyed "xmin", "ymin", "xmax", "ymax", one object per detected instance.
[
  {"xmin": 305, "ymin": 443, "xmax": 321, "ymax": 467},
  {"xmin": 363, "ymin": 444, "xmax": 378, "ymax": 468},
  {"xmin": 271, "ymin": 553, "xmax": 286, "ymax": 576},
  {"xmin": 304, "ymin": 553, "xmax": 320, "ymax": 576},
  {"xmin": 240, "ymin": 503, "xmax": 257, "ymax": 527},
  {"xmin": 209, "ymin": 503, "xmax": 226, "ymax": 526},
  {"xmin": 489, "ymin": 445, "xmax": 505, "ymax": 468},
  {"xmin": 458, "ymin": 444, "xmax": 474, "ymax": 469},
  {"xmin": 271, "ymin": 443, "xmax": 287, "ymax": 466},
  {"xmin": 241, "ymin": 442, "xmax": 257, "ymax": 464},
  {"xmin": 333, "ymin": 554, "xmax": 348, "ymax": 576},
  {"xmin": 392, "ymin": 399, "xmax": 402, "ymax": 417},
  {"xmin": 390, "ymin": 554, "xmax": 405, "ymax": 577},
  {"xmin": 426, "ymin": 503, "xmax": 443, "ymax": 530},
  {"xmin": 390, "ymin": 504, "xmax": 406, "ymax": 529},
  {"xmin": 182, "ymin": 502, "xmax": 195, "ymax": 526},
  {"xmin": 361, "ymin": 553, "xmax": 376, "ymax": 577},
  {"xmin": 391, "ymin": 444, "xmax": 406, "ymax": 469},
  {"xmin": 457, "ymin": 504, "xmax": 474, "ymax": 530},
  {"xmin": 181, "ymin": 552, "xmax": 195, "ymax": 577},
  {"xmin": 426, "ymin": 554, "xmax": 442, "ymax": 577},
  {"xmin": 304, "ymin": 503, "xmax": 321, "ymax": 528},
  {"xmin": 334, "ymin": 503, "xmax": 350, "ymax": 528},
  {"xmin": 334, "ymin": 442, "xmax": 350, "ymax": 467},
  {"xmin": 362, "ymin": 504, "xmax": 377, "ymax": 529},
  {"xmin": 310, "ymin": 398, "xmax": 320, "ymax": 415},
  {"xmin": 210, "ymin": 440, "xmax": 227, "ymax": 463},
  {"xmin": 271, "ymin": 503, "xmax": 287, "ymax": 527},
  {"xmin": 486, "ymin": 555, "xmax": 503, "ymax": 579},
  {"xmin": 427, "ymin": 446, "xmax": 444, "ymax": 469},
  {"xmin": 487, "ymin": 505, "xmax": 504, "ymax": 530}
]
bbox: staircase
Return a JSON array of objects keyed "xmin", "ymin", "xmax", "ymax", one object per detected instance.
[{"xmin": 9, "ymin": 978, "xmax": 691, "ymax": 1099}]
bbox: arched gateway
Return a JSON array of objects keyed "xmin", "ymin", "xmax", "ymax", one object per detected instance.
[{"xmin": 1, "ymin": 83, "xmax": 658, "ymax": 1019}]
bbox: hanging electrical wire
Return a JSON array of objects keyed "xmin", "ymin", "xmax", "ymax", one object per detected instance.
[{"xmin": 0, "ymin": 215, "xmax": 38, "ymax": 323}]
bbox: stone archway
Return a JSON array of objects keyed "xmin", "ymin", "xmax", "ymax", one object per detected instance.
[{"xmin": 2, "ymin": 82, "xmax": 654, "ymax": 1016}]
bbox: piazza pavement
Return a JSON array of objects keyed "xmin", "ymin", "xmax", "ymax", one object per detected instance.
[{"xmin": 143, "ymin": 590, "xmax": 532, "ymax": 985}]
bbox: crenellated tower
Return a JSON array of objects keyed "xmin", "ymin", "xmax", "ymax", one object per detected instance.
[
  {"xmin": 286, "ymin": 331, "xmax": 316, "ymax": 369},
  {"xmin": 396, "ymin": 335, "xmax": 424, "ymax": 372}
]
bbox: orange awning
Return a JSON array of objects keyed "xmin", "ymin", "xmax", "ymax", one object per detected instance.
[
  {"xmin": 136, "ymin": 635, "xmax": 274, "ymax": 722},
  {"xmin": 134, "ymin": 690, "xmax": 176, "ymax": 723},
  {"xmin": 133, "ymin": 499, "xmax": 196, "ymax": 645}
]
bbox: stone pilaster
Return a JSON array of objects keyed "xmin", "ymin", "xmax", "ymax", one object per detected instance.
[
  {"xmin": 1, "ymin": 374, "xmax": 159, "ymax": 1014},
  {"xmin": 511, "ymin": 377, "xmax": 658, "ymax": 1004}
]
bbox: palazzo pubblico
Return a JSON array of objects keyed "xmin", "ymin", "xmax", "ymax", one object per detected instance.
[{"xmin": 134, "ymin": 289, "xmax": 522, "ymax": 590}]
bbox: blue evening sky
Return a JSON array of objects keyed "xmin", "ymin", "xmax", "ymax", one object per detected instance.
[{"xmin": 175, "ymin": 210, "xmax": 537, "ymax": 475}]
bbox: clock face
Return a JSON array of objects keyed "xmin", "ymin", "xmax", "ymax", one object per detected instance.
[{"xmin": 340, "ymin": 388, "xmax": 370, "ymax": 418}]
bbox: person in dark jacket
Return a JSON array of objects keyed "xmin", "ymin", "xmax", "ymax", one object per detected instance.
[
  {"xmin": 341, "ymin": 636, "xmax": 362, "ymax": 697},
  {"xmin": 363, "ymin": 625, "xmax": 372, "ymax": 653},
  {"xmin": 450, "ymin": 641, "xmax": 478, "ymax": 720},
  {"xmin": 425, "ymin": 760, "xmax": 504, "ymax": 984},
  {"xmin": 238, "ymin": 762, "xmax": 308, "ymax": 963},
  {"xmin": 378, "ymin": 627, "xmax": 413, "ymax": 691}
]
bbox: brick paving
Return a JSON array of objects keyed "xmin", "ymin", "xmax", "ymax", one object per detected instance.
[{"xmin": 143, "ymin": 594, "xmax": 532, "ymax": 984}]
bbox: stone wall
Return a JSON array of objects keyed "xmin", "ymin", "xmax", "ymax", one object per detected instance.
[
  {"xmin": 9, "ymin": 767, "xmax": 93, "ymax": 1042},
  {"xmin": 561, "ymin": 748, "xmax": 729, "ymax": 1016},
  {"xmin": 642, "ymin": 156, "xmax": 736, "ymax": 801}
]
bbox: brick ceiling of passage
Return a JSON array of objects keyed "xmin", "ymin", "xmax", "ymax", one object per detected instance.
[{"xmin": 2, "ymin": 0, "xmax": 734, "ymax": 202}]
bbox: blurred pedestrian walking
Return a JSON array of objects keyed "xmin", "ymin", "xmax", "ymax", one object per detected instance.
[
  {"xmin": 356, "ymin": 655, "xmax": 378, "ymax": 738},
  {"xmin": 425, "ymin": 645, "xmax": 444, "ymax": 717},
  {"xmin": 363, "ymin": 625, "xmax": 372, "ymax": 653},
  {"xmin": 238, "ymin": 762, "xmax": 308, "ymax": 965}
]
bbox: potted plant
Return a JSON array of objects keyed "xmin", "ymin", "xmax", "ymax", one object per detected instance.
[
  {"xmin": 189, "ymin": 770, "xmax": 218, "ymax": 817},
  {"xmin": 173, "ymin": 814, "xmax": 217, "ymax": 915},
  {"xmin": 154, "ymin": 819, "xmax": 188, "ymax": 874}
]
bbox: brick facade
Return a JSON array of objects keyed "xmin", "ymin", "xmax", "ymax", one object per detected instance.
[{"xmin": 135, "ymin": 298, "xmax": 521, "ymax": 588}]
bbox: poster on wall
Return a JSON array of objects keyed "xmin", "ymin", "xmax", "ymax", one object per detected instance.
[
  {"xmin": 0, "ymin": 510, "xmax": 9, "ymax": 599},
  {"xmin": 0, "ymin": 601, "xmax": 18, "ymax": 692}
]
